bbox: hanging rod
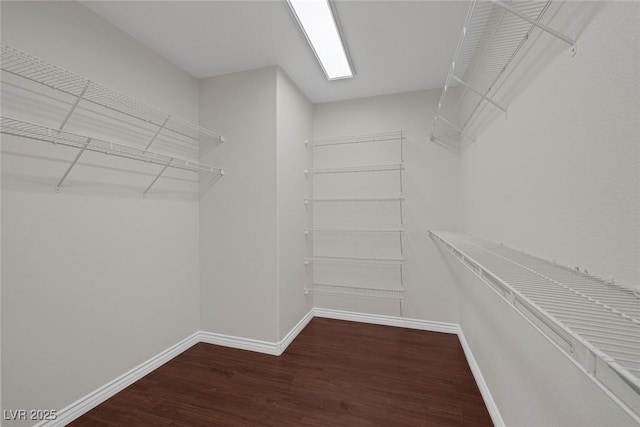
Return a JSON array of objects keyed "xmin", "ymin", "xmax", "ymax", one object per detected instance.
[
  {"xmin": 305, "ymin": 130, "xmax": 405, "ymax": 147},
  {"xmin": 0, "ymin": 43, "xmax": 224, "ymax": 149},
  {"xmin": 304, "ymin": 163, "xmax": 404, "ymax": 175},
  {"xmin": 0, "ymin": 116, "xmax": 223, "ymax": 195},
  {"xmin": 430, "ymin": 230, "xmax": 640, "ymax": 421}
]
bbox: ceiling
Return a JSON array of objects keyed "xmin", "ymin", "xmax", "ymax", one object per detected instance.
[{"xmin": 82, "ymin": 1, "xmax": 470, "ymax": 104}]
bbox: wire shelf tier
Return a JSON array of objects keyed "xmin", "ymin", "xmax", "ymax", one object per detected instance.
[
  {"xmin": 430, "ymin": 0, "xmax": 576, "ymax": 145},
  {"xmin": 306, "ymin": 130, "xmax": 405, "ymax": 147},
  {"xmin": 305, "ymin": 256, "xmax": 405, "ymax": 266},
  {"xmin": 305, "ymin": 227, "xmax": 404, "ymax": 234},
  {"xmin": 1, "ymin": 116, "xmax": 223, "ymax": 195},
  {"xmin": 305, "ymin": 196, "xmax": 404, "ymax": 204},
  {"xmin": 305, "ymin": 283, "xmax": 405, "ymax": 300},
  {"xmin": 304, "ymin": 163, "xmax": 404, "ymax": 175},
  {"xmin": 0, "ymin": 43, "xmax": 223, "ymax": 148},
  {"xmin": 430, "ymin": 230, "xmax": 640, "ymax": 420}
]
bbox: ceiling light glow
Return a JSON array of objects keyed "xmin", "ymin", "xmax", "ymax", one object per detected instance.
[{"xmin": 287, "ymin": 0, "xmax": 353, "ymax": 80}]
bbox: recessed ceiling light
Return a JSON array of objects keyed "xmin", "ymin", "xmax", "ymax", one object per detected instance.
[{"xmin": 287, "ymin": 0, "xmax": 353, "ymax": 80}]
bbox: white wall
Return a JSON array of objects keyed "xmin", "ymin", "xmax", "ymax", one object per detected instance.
[
  {"xmin": 459, "ymin": 1, "xmax": 640, "ymax": 289},
  {"xmin": 1, "ymin": 1, "xmax": 201, "ymax": 423},
  {"xmin": 312, "ymin": 90, "xmax": 461, "ymax": 322},
  {"xmin": 199, "ymin": 67, "xmax": 279, "ymax": 342},
  {"xmin": 454, "ymin": 2, "xmax": 640, "ymax": 425},
  {"xmin": 276, "ymin": 70, "xmax": 313, "ymax": 339}
]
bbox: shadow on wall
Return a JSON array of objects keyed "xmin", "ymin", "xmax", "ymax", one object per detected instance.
[{"xmin": 459, "ymin": 1, "xmax": 603, "ymax": 150}]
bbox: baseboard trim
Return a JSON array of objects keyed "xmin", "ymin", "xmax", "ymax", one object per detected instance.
[
  {"xmin": 40, "ymin": 309, "xmax": 502, "ymax": 427},
  {"xmin": 313, "ymin": 308, "xmax": 460, "ymax": 334},
  {"xmin": 199, "ymin": 331, "xmax": 279, "ymax": 355},
  {"xmin": 456, "ymin": 329, "xmax": 505, "ymax": 427},
  {"xmin": 278, "ymin": 309, "xmax": 315, "ymax": 355},
  {"xmin": 37, "ymin": 332, "xmax": 200, "ymax": 427}
]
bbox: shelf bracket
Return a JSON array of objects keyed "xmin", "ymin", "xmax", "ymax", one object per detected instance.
[
  {"xmin": 56, "ymin": 137, "xmax": 92, "ymax": 192},
  {"xmin": 144, "ymin": 114, "xmax": 170, "ymax": 151},
  {"xmin": 436, "ymin": 115, "xmax": 475, "ymax": 142},
  {"xmin": 450, "ymin": 76, "xmax": 507, "ymax": 115},
  {"xmin": 59, "ymin": 80, "xmax": 90, "ymax": 130},
  {"xmin": 143, "ymin": 157, "xmax": 173, "ymax": 197},
  {"xmin": 491, "ymin": 0, "xmax": 577, "ymax": 55}
]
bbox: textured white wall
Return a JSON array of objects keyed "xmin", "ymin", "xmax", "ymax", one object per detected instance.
[
  {"xmin": 459, "ymin": 1, "xmax": 640, "ymax": 289},
  {"xmin": 1, "ymin": 1, "xmax": 201, "ymax": 423},
  {"xmin": 455, "ymin": 2, "xmax": 640, "ymax": 425},
  {"xmin": 312, "ymin": 90, "xmax": 461, "ymax": 322},
  {"xmin": 199, "ymin": 67, "xmax": 279, "ymax": 342},
  {"xmin": 276, "ymin": 70, "xmax": 314, "ymax": 339}
]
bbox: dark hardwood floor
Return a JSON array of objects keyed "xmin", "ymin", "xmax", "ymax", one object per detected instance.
[{"xmin": 71, "ymin": 318, "xmax": 493, "ymax": 426}]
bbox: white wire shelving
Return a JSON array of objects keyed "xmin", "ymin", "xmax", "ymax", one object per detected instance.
[
  {"xmin": 0, "ymin": 117, "xmax": 223, "ymax": 196},
  {"xmin": 304, "ymin": 256, "xmax": 405, "ymax": 266},
  {"xmin": 304, "ymin": 163, "xmax": 404, "ymax": 175},
  {"xmin": 430, "ymin": 230, "xmax": 640, "ymax": 421},
  {"xmin": 304, "ymin": 130, "xmax": 406, "ymax": 305},
  {"xmin": 304, "ymin": 283, "xmax": 405, "ymax": 300},
  {"xmin": 305, "ymin": 196, "xmax": 404, "ymax": 204},
  {"xmin": 305, "ymin": 130, "xmax": 405, "ymax": 147},
  {"xmin": 0, "ymin": 43, "xmax": 224, "ymax": 151},
  {"xmin": 429, "ymin": 0, "xmax": 577, "ymax": 147}
]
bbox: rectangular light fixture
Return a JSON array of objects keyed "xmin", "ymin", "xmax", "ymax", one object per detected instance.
[{"xmin": 287, "ymin": 0, "xmax": 353, "ymax": 80}]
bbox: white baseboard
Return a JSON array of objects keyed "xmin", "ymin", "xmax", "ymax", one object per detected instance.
[
  {"xmin": 313, "ymin": 307, "xmax": 460, "ymax": 334},
  {"xmin": 37, "ymin": 332, "xmax": 200, "ymax": 427},
  {"xmin": 277, "ymin": 309, "xmax": 315, "ymax": 355},
  {"xmin": 41, "ymin": 308, "xmax": 502, "ymax": 427},
  {"xmin": 457, "ymin": 328, "xmax": 505, "ymax": 427},
  {"xmin": 199, "ymin": 331, "xmax": 279, "ymax": 355}
]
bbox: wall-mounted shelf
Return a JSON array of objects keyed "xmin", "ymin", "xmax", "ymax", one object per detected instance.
[
  {"xmin": 1, "ymin": 43, "xmax": 224, "ymax": 152},
  {"xmin": 429, "ymin": 0, "xmax": 577, "ymax": 147},
  {"xmin": 305, "ymin": 196, "xmax": 404, "ymax": 204},
  {"xmin": 305, "ymin": 130, "xmax": 405, "ymax": 147},
  {"xmin": 0, "ymin": 116, "xmax": 223, "ymax": 196},
  {"xmin": 305, "ymin": 283, "xmax": 405, "ymax": 300},
  {"xmin": 430, "ymin": 230, "xmax": 640, "ymax": 421},
  {"xmin": 304, "ymin": 163, "xmax": 403, "ymax": 175},
  {"xmin": 305, "ymin": 227, "xmax": 404, "ymax": 234},
  {"xmin": 305, "ymin": 256, "xmax": 405, "ymax": 266}
]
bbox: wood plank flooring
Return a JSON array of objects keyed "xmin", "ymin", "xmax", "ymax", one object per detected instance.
[{"xmin": 71, "ymin": 318, "xmax": 493, "ymax": 426}]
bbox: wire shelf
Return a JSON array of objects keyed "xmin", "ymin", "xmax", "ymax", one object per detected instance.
[
  {"xmin": 0, "ymin": 43, "xmax": 224, "ymax": 148},
  {"xmin": 305, "ymin": 283, "xmax": 405, "ymax": 300},
  {"xmin": 430, "ymin": 230, "xmax": 640, "ymax": 420},
  {"xmin": 305, "ymin": 227, "xmax": 404, "ymax": 234},
  {"xmin": 429, "ymin": 0, "xmax": 576, "ymax": 145},
  {"xmin": 305, "ymin": 256, "xmax": 405, "ymax": 266},
  {"xmin": 1, "ymin": 116, "xmax": 223, "ymax": 195},
  {"xmin": 306, "ymin": 130, "xmax": 405, "ymax": 147},
  {"xmin": 304, "ymin": 163, "xmax": 404, "ymax": 175},
  {"xmin": 305, "ymin": 196, "xmax": 404, "ymax": 204}
]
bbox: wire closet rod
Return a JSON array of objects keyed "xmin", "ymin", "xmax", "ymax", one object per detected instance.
[{"xmin": 306, "ymin": 130, "xmax": 405, "ymax": 147}]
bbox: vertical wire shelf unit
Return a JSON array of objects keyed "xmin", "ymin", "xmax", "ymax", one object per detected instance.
[
  {"xmin": 429, "ymin": 0, "xmax": 577, "ymax": 149},
  {"xmin": 0, "ymin": 42, "xmax": 225, "ymax": 196},
  {"xmin": 430, "ymin": 231, "xmax": 640, "ymax": 422},
  {"xmin": 304, "ymin": 131, "xmax": 406, "ymax": 302}
]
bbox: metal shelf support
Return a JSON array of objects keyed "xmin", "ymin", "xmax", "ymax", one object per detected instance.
[
  {"xmin": 143, "ymin": 157, "xmax": 173, "ymax": 197},
  {"xmin": 59, "ymin": 80, "xmax": 90, "ymax": 130},
  {"xmin": 56, "ymin": 137, "xmax": 91, "ymax": 192},
  {"xmin": 450, "ymin": 75, "xmax": 507, "ymax": 115}
]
